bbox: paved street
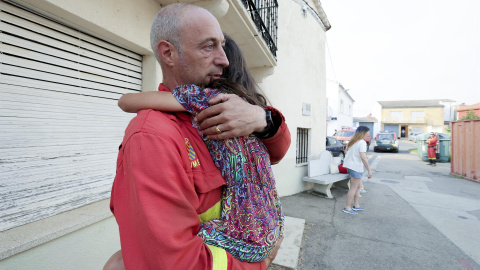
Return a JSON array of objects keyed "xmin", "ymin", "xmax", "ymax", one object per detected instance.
[{"xmin": 276, "ymin": 139, "xmax": 480, "ymax": 270}]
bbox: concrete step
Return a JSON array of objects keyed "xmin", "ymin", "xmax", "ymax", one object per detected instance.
[{"xmin": 272, "ymin": 216, "xmax": 305, "ymax": 269}]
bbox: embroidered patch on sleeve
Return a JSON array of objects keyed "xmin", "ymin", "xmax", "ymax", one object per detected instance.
[{"xmin": 185, "ymin": 138, "xmax": 201, "ymax": 168}]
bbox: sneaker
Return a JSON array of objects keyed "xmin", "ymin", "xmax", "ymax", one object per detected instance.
[
  {"xmin": 352, "ymin": 206, "xmax": 364, "ymax": 211},
  {"xmin": 432, "ymin": 164, "xmax": 436, "ymax": 166},
  {"xmin": 343, "ymin": 208, "xmax": 358, "ymax": 215}
]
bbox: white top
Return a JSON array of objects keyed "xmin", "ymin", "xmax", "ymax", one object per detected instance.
[{"xmin": 343, "ymin": 140, "xmax": 367, "ymax": 172}]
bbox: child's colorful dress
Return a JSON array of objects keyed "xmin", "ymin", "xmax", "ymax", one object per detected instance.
[{"xmin": 173, "ymin": 84, "xmax": 284, "ymax": 262}]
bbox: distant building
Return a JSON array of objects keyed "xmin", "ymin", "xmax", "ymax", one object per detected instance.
[
  {"xmin": 326, "ymin": 80, "xmax": 354, "ymax": 136},
  {"xmin": 353, "ymin": 114, "xmax": 380, "ymax": 137},
  {"xmin": 377, "ymin": 99, "xmax": 455, "ymax": 137},
  {"xmin": 456, "ymin": 102, "xmax": 480, "ymax": 119}
]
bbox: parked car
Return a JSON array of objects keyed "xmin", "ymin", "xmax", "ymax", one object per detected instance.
[
  {"xmin": 373, "ymin": 131, "xmax": 399, "ymax": 153},
  {"xmin": 326, "ymin": 136, "xmax": 345, "ymax": 158},
  {"xmin": 334, "ymin": 128, "xmax": 371, "ymax": 151},
  {"xmin": 408, "ymin": 132, "xmax": 421, "ymax": 143}
]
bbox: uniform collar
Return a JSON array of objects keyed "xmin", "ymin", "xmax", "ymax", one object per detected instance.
[{"xmin": 158, "ymin": 84, "xmax": 191, "ymax": 121}]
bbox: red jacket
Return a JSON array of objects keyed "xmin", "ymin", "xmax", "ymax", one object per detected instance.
[{"xmin": 110, "ymin": 84, "xmax": 291, "ymax": 270}]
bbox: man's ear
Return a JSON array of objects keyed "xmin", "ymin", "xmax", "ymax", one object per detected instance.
[{"xmin": 157, "ymin": 41, "xmax": 177, "ymax": 67}]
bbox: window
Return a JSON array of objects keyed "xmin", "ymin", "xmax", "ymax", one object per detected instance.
[
  {"xmin": 390, "ymin": 111, "xmax": 402, "ymax": 122},
  {"xmin": 326, "ymin": 137, "xmax": 337, "ymax": 146},
  {"xmin": 411, "ymin": 111, "xmax": 425, "ymax": 122},
  {"xmin": 296, "ymin": 128, "xmax": 310, "ymax": 164}
]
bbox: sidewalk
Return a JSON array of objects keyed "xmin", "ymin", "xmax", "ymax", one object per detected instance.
[{"xmin": 272, "ymin": 160, "xmax": 480, "ymax": 270}]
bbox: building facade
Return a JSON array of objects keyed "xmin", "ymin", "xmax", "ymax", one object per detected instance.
[
  {"xmin": 326, "ymin": 80, "xmax": 354, "ymax": 136},
  {"xmin": 0, "ymin": 0, "xmax": 331, "ymax": 268},
  {"xmin": 353, "ymin": 115, "xmax": 380, "ymax": 138},
  {"xmin": 456, "ymin": 102, "xmax": 480, "ymax": 119},
  {"xmin": 378, "ymin": 99, "xmax": 453, "ymax": 138}
]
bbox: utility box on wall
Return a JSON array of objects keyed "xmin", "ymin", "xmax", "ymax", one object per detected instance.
[{"xmin": 302, "ymin": 102, "xmax": 311, "ymax": 116}]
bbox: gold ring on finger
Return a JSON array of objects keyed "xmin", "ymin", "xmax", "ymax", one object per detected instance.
[{"xmin": 215, "ymin": 125, "xmax": 222, "ymax": 134}]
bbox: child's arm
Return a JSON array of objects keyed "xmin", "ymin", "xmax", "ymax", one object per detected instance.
[
  {"xmin": 118, "ymin": 91, "xmax": 186, "ymax": 113},
  {"xmin": 172, "ymin": 84, "xmax": 219, "ymax": 115}
]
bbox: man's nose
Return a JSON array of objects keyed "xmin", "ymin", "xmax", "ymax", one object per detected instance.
[{"xmin": 215, "ymin": 47, "xmax": 229, "ymax": 68}]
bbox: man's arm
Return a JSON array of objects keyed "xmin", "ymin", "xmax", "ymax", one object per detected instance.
[
  {"xmin": 194, "ymin": 94, "xmax": 267, "ymax": 139},
  {"xmin": 194, "ymin": 94, "xmax": 291, "ymax": 162}
]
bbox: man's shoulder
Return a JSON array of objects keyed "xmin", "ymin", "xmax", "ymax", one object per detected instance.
[{"xmin": 124, "ymin": 109, "xmax": 181, "ymax": 141}]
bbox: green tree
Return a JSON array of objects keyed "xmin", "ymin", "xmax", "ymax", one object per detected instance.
[{"xmin": 460, "ymin": 109, "xmax": 480, "ymax": 120}]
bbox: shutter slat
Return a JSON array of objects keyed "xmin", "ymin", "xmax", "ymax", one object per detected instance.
[
  {"xmin": 0, "ymin": 152, "xmax": 116, "ymax": 174},
  {"xmin": 0, "ymin": 43, "xmax": 142, "ymax": 85},
  {"xmin": 0, "ymin": 1, "xmax": 143, "ymax": 61},
  {"xmin": 0, "ymin": 22, "xmax": 142, "ymax": 72},
  {"xmin": 0, "ymin": 83, "xmax": 124, "ymax": 105},
  {"xmin": 0, "ymin": 10, "xmax": 142, "ymax": 66},
  {"xmin": 0, "ymin": 73, "xmax": 134, "ymax": 99},
  {"xmin": 0, "ymin": 33, "xmax": 142, "ymax": 79},
  {"xmin": 1, "ymin": 54, "xmax": 141, "ymax": 91}
]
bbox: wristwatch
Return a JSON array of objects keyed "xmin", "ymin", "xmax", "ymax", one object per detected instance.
[{"xmin": 254, "ymin": 110, "xmax": 275, "ymax": 139}]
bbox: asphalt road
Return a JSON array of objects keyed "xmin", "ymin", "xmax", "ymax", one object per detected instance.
[{"xmin": 277, "ymin": 139, "xmax": 480, "ymax": 270}]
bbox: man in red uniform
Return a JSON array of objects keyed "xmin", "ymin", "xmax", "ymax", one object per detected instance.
[
  {"xmin": 108, "ymin": 4, "xmax": 291, "ymax": 270},
  {"xmin": 426, "ymin": 132, "xmax": 438, "ymax": 166}
]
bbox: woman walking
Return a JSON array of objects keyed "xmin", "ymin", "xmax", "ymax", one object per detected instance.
[{"xmin": 342, "ymin": 126, "xmax": 373, "ymax": 215}]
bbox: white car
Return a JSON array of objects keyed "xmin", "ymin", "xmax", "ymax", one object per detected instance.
[{"xmin": 408, "ymin": 132, "xmax": 421, "ymax": 143}]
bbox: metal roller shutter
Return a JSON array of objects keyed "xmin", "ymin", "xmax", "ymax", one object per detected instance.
[{"xmin": 0, "ymin": 0, "xmax": 142, "ymax": 231}]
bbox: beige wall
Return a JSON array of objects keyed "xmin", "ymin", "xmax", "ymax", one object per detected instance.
[
  {"xmin": 381, "ymin": 107, "xmax": 444, "ymax": 126},
  {"xmin": 1, "ymin": 217, "xmax": 120, "ymax": 270},
  {"xmin": 381, "ymin": 107, "xmax": 445, "ymax": 133}
]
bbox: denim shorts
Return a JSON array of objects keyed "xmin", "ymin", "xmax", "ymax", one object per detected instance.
[{"xmin": 347, "ymin": 168, "xmax": 364, "ymax": 179}]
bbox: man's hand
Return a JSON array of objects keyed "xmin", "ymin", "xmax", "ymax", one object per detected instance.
[
  {"xmin": 264, "ymin": 236, "xmax": 283, "ymax": 268},
  {"xmin": 194, "ymin": 93, "xmax": 267, "ymax": 140}
]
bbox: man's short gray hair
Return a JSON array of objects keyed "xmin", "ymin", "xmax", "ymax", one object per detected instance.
[{"xmin": 150, "ymin": 4, "xmax": 188, "ymax": 63}]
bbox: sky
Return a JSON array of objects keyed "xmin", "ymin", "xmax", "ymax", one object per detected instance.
[{"xmin": 320, "ymin": 0, "xmax": 480, "ymax": 117}]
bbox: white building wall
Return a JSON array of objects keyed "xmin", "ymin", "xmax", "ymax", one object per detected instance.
[
  {"xmin": 255, "ymin": 0, "xmax": 327, "ymax": 197},
  {"xmin": 337, "ymin": 87, "xmax": 354, "ymax": 129},
  {"xmin": 326, "ymin": 80, "xmax": 339, "ymax": 136}
]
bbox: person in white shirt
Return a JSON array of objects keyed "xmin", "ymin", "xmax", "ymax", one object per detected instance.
[{"xmin": 342, "ymin": 126, "xmax": 373, "ymax": 215}]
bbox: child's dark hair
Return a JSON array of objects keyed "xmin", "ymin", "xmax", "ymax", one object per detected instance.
[{"xmin": 208, "ymin": 35, "xmax": 268, "ymax": 108}]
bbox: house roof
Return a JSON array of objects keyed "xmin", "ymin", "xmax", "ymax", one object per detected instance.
[
  {"xmin": 457, "ymin": 102, "xmax": 480, "ymax": 112},
  {"xmin": 339, "ymin": 84, "xmax": 355, "ymax": 102},
  {"xmin": 313, "ymin": 1, "xmax": 331, "ymax": 31},
  {"xmin": 377, "ymin": 99, "xmax": 455, "ymax": 108},
  {"xmin": 354, "ymin": 115, "xmax": 378, "ymax": 123}
]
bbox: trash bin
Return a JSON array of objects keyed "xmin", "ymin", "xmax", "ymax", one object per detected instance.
[
  {"xmin": 416, "ymin": 133, "xmax": 451, "ymax": 162},
  {"xmin": 437, "ymin": 133, "xmax": 451, "ymax": 162},
  {"xmin": 416, "ymin": 133, "xmax": 430, "ymax": 161}
]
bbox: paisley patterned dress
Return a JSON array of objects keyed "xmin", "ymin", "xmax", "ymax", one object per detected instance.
[{"xmin": 173, "ymin": 84, "xmax": 284, "ymax": 262}]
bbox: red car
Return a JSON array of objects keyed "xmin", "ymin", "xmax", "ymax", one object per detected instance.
[{"xmin": 334, "ymin": 129, "xmax": 371, "ymax": 151}]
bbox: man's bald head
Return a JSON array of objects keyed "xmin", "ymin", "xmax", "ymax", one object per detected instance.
[{"xmin": 150, "ymin": 4, "xmax": 215, "ymax": 64}]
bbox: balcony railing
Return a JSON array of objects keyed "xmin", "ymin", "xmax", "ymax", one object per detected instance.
[{"xmin": 241, "ymin": 0, "xmax": 278, "ymax": 58}]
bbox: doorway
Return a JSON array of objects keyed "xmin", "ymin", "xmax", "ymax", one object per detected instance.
[{"xmin": 401, "ymin": 126, "xmax": 408, "ymax": 138}]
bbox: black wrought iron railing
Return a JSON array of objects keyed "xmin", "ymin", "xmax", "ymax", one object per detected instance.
[{"xmin": 241, "ymin": 0, "xmax": 278, "ymax": 58}]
